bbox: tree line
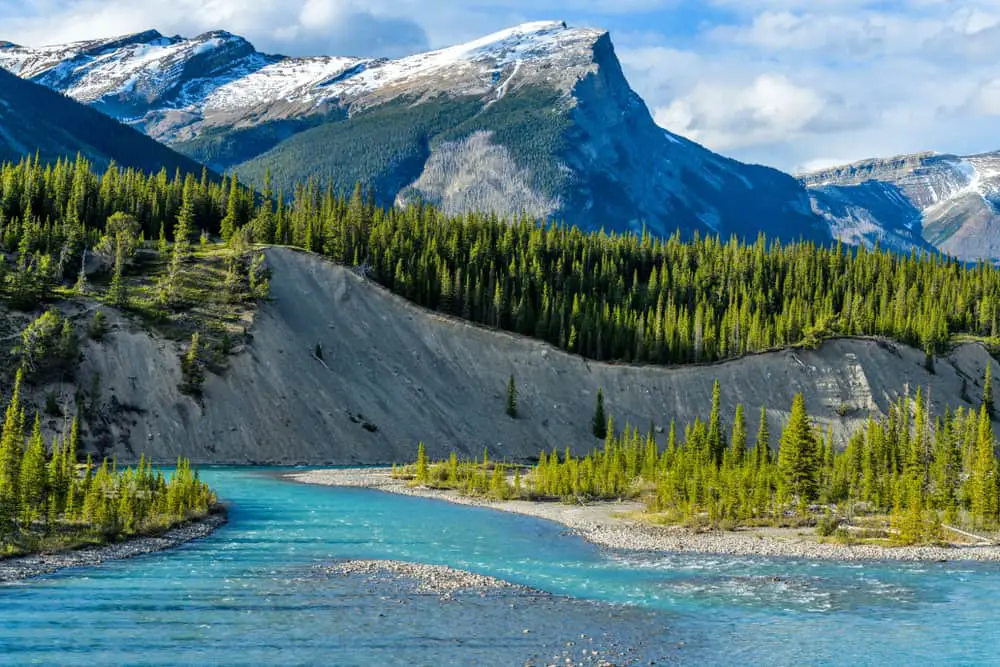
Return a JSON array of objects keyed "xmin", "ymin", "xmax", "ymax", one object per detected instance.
[
  {"xmin": 3, "ymin": 154, "xmax": 1000, "ymax": 366},
  {"xmin": 408, "ymin": 376, "xmax": 1000, "ymax": 544},
  {"xmin": 0, "ymin": 369, "xmax": 216, "ymax": 549}
]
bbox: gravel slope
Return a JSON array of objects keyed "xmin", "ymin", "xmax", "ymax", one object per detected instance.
[{"xmin": 73, "ymin": 247, "xmax": 1000, "ymax": 465}]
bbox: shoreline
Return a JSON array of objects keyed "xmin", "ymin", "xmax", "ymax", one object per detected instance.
[
  {"xmin": 288, "ymin": 468, "xmax": 1000, "ymax": 563},
  {"xmin": 0, "ymin": 508, "xmax": 228, "ymax": 583}
]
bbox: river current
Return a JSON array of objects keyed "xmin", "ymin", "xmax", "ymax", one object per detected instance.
[{"xmin": 1, "ymin": 468, "xmax": 998, "ymax": 665}]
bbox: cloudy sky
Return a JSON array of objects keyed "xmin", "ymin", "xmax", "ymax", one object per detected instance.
[{"xmin": 3, "ymin": 0, "xmax": 999, "ymax": 173}]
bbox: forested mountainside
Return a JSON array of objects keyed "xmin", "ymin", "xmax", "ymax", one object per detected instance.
[
  {"xmin": 0, "ymin": 23, "xmax": 828, "ymax": 244},
  {"xmin": 804, "ymin": 151, "xmax": 1000, "ymax": 261},
  {"xmin": 0, "ymin": 68, "xmax": 205, "ymax": 174},
  {"xmin": 0, "ymin": 156, "xmax": 999, "ymax": 462}
]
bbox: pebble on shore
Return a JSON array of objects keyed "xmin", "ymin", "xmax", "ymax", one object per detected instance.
[
  {"xmin": 0, "ymin": 511, "xmax": 228, "ymax": 583},
  {"xmin": 325, "ymin": 559, "xmax": 541, "ymax": 595}
]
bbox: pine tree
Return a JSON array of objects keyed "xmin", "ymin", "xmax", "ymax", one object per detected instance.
[
  {"xmin": 158, "ymin": 220, "xmax": 168, "ymax": 256},
  {"xmin": 970, "ymin": 404, "xmax": 999, "ymax": 528},
  {"xmin": 220, "ymin": 174, "xmax": 240, "ymax": 242},
  {"xmin": 415, "ymin": 442, "xmax": 428, "ymax": 484},
  {"xmin": 107, "ymin": 233, "xmax": 128, "ymax": 308},
  {"xmin": 0, "ymin": 371, "xmax": 25, "ymax": 532},
  {"xmin": 505, "ymin": 374, "xmax": 518, "ymax": 418},
  {"xmin": 592, "ymin": 388, "xmax": 607, "ymax": 439},
  {"xmin": 18, "ymin": 415, "xmax": 47, "ymax": 525},
  {"xmin": 730, "ymin": 403, "xmax": 747, "ymax": 465},
  {"xmin": 754, "ymin": 406, "xmax": 770, "ymax": 467},
  {"xmin": 778, "ymin": 394, "xmax": 819, "ymax": 506},
  {"xmin": 180, "ymin": 333, "xmax": 205, "ymax": 395},
  {"xmin": 984, "ymin": 364, "xmax": 994, "ymax": 419},
  {"xmin": 165, "ymin": 178, "xmax": 195, "ymax": 301},
  {"xmin": 708, "ymin": 380, "xmax": 723, "ymax": 464}
]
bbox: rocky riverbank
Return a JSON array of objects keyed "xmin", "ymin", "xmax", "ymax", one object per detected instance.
[
  {"xmin": 289, "ymin": 469, "xmax": 1000, "ymax": 562},
  {"xmin": 0, "ymin": 509, "xmax": 228, "ymax": 583}
]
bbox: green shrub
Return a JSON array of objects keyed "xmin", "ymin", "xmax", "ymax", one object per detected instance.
[{"xmin": 815, "ymin": 514, "xmax": 841, "ymax": 537}]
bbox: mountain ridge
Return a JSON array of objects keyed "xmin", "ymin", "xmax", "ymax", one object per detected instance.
[
  {"xmin": 803, "ymin": 149, "xmax": 1000, "ymax": 260},
  {"xmin": 0, "ymin": 66, "xmax": 207, "ymax": 173}
]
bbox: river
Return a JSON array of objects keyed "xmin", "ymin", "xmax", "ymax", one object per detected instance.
[{"xmin": 1, "ymin": 468, "xmax": 998, "ymax": 665}]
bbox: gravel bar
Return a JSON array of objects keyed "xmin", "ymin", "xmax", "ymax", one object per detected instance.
[
  {"xmin": 325, "ymin": 559, "xmax": 541, "ymax": 595},
  {"xmin": 0, "ymin": 510, "xmax": 228, "ymax": 583},
  {"xmin": 289, "ymin": 469, "xmax": 1000, "ymax": 563}
]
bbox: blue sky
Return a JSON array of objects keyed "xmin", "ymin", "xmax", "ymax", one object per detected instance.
[{"xmin": 4, "ymin": 0, "xmax": 1000, "ymax": 173}]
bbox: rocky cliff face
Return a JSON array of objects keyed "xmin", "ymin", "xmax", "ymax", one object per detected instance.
[
  {"xmin": 1, "ymin": 22, "xmax": 830, "ymax": 244},
  {"xmin": 804, "ymin": 152, "xmax": 1000, "ymax": 260}
]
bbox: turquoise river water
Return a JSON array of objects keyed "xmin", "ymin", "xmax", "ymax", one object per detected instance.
[{"xmin": 2, "ymin": 468, "xmax": 999, "ymax": 665}]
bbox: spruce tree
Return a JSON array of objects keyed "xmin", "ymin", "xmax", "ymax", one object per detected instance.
[
  {"xmin": 730, "ymin": 403, "xmax": 747, "ymax": 465},
  {"xmin": 180, "ymin": 333, "xmax": 205, "ymax": 395},
  {"xmin": 107, "ymin": 233, "xmax": 128, "ymax": 308},
  {"xmin": 18, "ymin": 415, "xmax": 47, "ymax": 525},
  {"xmin": 0, "ymin": 371, "xmax": 25, "ymax": 532},
  {"xmin": 754, "ymin": 406, "xmax": 770, "ymax": 467},
  {"xmin": 984, "ymin": 364, "xmax": 994, "ymax": 419},
  {"xmin": 415, "ymin": 442, "xmax": 428, "ymax": 484},
  {"xmin": 505, "ymin": 374, "xmax": 518, "ymax": 418},
  {"xmin": 708, "ymin": 380, "xmax": 723, "ymax": 464},
  {"xmin": 970, "ymin": 404, "xmax": 999, "ymax": 528},
  {"xmin": 778, "ymin": 394, "xmax": 819, "ymax": 506},
  {"xmin": 592, "ymin": 388, "xmax": 607, "ymax": 439}
]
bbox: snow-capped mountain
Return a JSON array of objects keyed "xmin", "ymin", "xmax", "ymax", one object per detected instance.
[
  {"xmin": 804, "ymin": 152, "xmax": 1000, "ymax": 260},
  {"xmin": 1, "ymin": 22, "xmax": 829, "ymax": 243}
]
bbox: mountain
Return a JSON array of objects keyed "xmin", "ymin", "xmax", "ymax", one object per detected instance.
[
  {"xmin": 0, "ymin": 23, "xmax": 829, "ymax": 244},
  {"xmin": 0, "ymin": 66, "xmax": 206, "ymax": 173},
  {"xmin": 804, "ymin": 151, "xmax": 1000, "ymax": 260}
]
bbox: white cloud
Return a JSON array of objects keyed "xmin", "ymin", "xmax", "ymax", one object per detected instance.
[
  {"xmin": 651, "ymin": 74, "xmax": 827, "ymax": 150},
  {"xmin": 795, "ymin": 157, "xmax": 857, "ymax": 175},
  {"xmin": 618, "ymin": 1, "xmax": 1000, "ymax": 169},
  {"xmin": 965, "ymin": 78, "xmax": 1000, "ymax": 116},
  {"xmin": 1, "ymin": 0, "xmax": 433, "ymax": 57}
]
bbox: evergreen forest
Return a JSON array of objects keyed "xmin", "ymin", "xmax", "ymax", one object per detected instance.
[{"xmin": 1, "ymin": 154, "xmax": 1000, "ymax": 368}]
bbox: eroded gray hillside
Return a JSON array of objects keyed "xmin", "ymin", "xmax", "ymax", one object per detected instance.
[{"xmin": 62, "ymin": 247, "xmax": 999, "ymax": 465}]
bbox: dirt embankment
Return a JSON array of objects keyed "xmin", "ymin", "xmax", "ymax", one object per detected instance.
[{"xmin": 62, "ymin": 247, "xmax": 1000, "ymax": 464}]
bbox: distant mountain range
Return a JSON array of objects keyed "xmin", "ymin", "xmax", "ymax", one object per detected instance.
[
  {"xmin": 803, "ymin": 151, "xmax": 1000, "ymax": 261},
  {"xmin": 0, "ymin": 66, "xmax": 205, "ymax": 173},
  {"xmin": 2, "ymin": 23, "xmax": 999, "ymax": 259}
]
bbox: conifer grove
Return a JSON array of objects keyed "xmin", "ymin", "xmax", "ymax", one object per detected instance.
[
  {"xmin": 404, "ymin": 382, "xmax": 1000, "ymax": 545},
  {"xmin": 0, "ymin": 369, "xmax": 216, "ymax": 554}
]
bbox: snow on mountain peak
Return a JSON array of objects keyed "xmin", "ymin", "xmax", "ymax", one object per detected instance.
[{"xmin": 0, "ymin": 20, "xmax": 610, "ymax": 132}]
